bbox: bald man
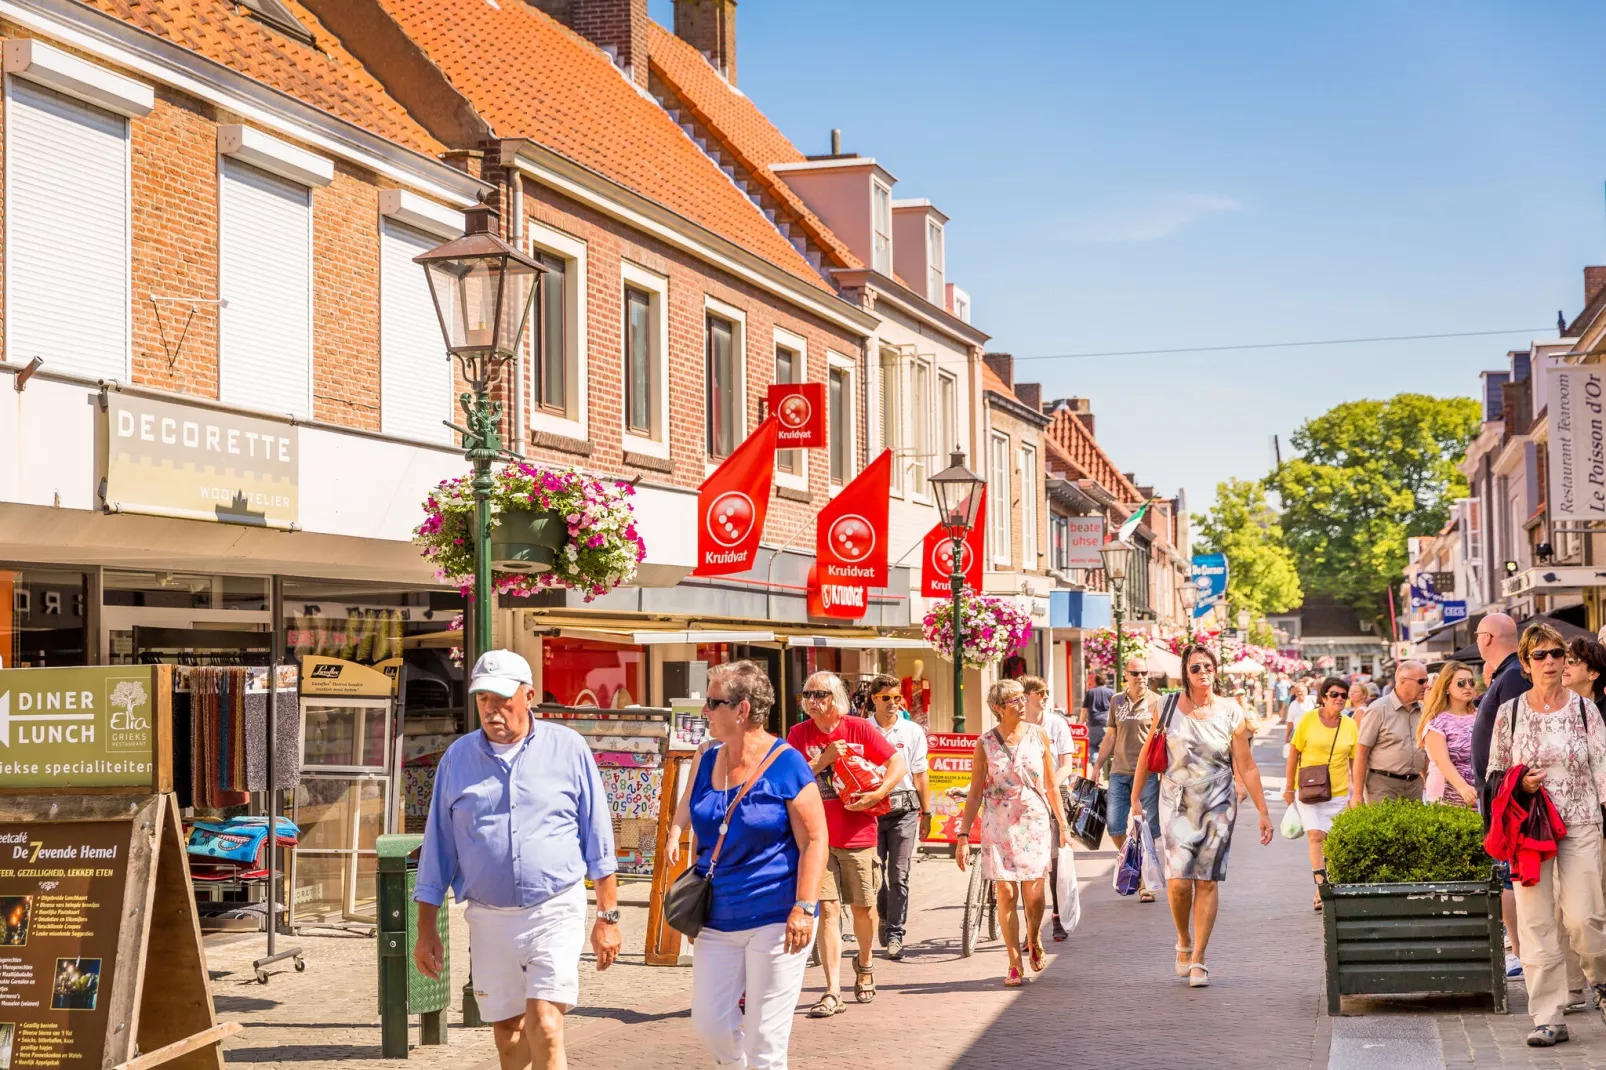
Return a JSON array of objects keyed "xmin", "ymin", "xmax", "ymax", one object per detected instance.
[
  {"xmin": 1470, "ymin": 612, "xmax": 1526, "ymax": 800},
  {"xmin": 1353, "ymin": 660, "xmax": 1431, "ymax": 804}
]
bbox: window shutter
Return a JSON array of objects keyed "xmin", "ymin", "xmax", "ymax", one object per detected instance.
[
  {"xmin": 6, "ymin": 79, "xmax": 128, "ymax": 378},
  {"xmin": 220, "ymin": 158, "xmax": 310, "ymax": 417},
  {"xmin": 380, "ymin": 220, "xmax": 450, "ymax": 443}
]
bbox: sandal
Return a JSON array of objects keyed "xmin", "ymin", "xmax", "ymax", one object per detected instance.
[
  {"xmin": 1189, "ymin": 963, "xmax": 1210, "ymax": 988},
  {"xmin": 807, "ymin": 992, "xmax": 844, "ymax": 1018},
  {"xmin": 1139, "ymin": 888, "xmax": 1156, "ymax": 903},
  {"xmin": 852, "ymin": 958, "xmax": 876, "ymax": 1003},
  {"xmin": 1175, "ymin": 944, "xmax": 1193, "ymax": 977},
  {"xmin": 1028, "ymin": 943, "xmax": 1046, "ymax": 973},
  {"xmin": 1004, "ymin": 966, "xmax": 1023, "ymax": 987}
]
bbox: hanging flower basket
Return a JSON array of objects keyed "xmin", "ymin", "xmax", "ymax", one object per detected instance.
[
  {"xmin": 922, "ymin": 590, "xmax": 1033, "ymax": 669},
  {"xmin": 415, "ymin": 463, "xmax": 647, "ymax": 601}
]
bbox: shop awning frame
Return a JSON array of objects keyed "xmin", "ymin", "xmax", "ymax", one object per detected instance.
[
  {"xmin": 785, "ymin": 635, "xmax": 930, "ymax": 649},
  {"xmin": 556, "ymin": 628, "xmax": 777, "ymax": 646}
]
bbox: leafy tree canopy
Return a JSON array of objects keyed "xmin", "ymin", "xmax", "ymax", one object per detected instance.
[{"xmin": 1193, "ymin": 478, "xmax": 1303, "ymax": 620}]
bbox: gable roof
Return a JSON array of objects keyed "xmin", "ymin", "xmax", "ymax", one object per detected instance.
[
  {"xmin": 84, "ymin": 0, "xmax": 443, "ymax": 155},
  {"xmin": 1046, "ymin": 406, "xmax": 1142, "ymax": 504},
  {"xmin": 366, "ymin": 0, "xmax": 830, "ymax": 292}
]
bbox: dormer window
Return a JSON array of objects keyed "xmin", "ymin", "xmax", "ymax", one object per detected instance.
[
  {"xmin": 872, "ymin": 181, "xmax": 892, "ymax": 275},
  {"xmin": 926, "ymin": 219, "xmax": 944, "ymax": 304},
  {"xmin": 237, "ymin": 0, "xmax": 315, "ymax": 46}
]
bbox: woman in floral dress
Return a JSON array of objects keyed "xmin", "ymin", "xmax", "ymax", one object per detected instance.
[{"xmin": 955, "ymin": 679, "xmax": 1069, "ymax": 987}]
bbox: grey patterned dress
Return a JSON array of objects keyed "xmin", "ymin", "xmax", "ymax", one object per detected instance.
[{"xmin": 1157, "ymin": 697, "xmax": 1246, "ymax": 882}]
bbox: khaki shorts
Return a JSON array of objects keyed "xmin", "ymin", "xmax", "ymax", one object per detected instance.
[{"xmin": 818, "ymin": 846, "xmax": 880, "ymax": 907}]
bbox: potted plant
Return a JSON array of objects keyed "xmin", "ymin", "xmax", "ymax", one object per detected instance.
[
  {"xmin": 1318, "ymin": 800, "xmax": 1505, "ymax": 1014},
  {"xmin": 415, "ymin": 463, "xmax": 647, "ymax": 601},
  {"xmin": 921, "ymin": 590, "xmax": 1032, "ymax": 669}
]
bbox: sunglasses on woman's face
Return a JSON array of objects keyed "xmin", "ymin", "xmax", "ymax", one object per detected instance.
[
  {"xmin": 1324, "ymin": 690, "xmax": 1346, "ymax": 700},
  {"xmin": 1529, "ymin": 648, "xmax": 1565, "ymax": 663},
  {"xmin": 1453, "ymin": 678, "xmax": 1476, "ymax": 688},
  {"xmin": 1187, "ymin": 664, "xmax": 1214, "ymax": 676}
]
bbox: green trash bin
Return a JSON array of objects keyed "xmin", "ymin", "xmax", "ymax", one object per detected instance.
[{"xmin": 377, "ymin": 834, "xmax": 450, "ymax": 1058}]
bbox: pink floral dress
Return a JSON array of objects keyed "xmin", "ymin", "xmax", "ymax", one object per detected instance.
[{"xmin": 978, "ymin": 725, "xmax": 1053, "ymax": 881}]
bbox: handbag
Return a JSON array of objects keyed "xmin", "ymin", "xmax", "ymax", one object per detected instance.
[
  {"xmin": 1296, "ymin": 718, "xmax": 1339, "ymax": 804},
  {"xmin": 663, "ymin": 740, "xmax": 789, "ymax": 940},
  {"xmin": 1113, "ymin": 819, "xmax": 1143, "ymax": 896},
  {"xmin": 1143, "ymin": 692, "xmax": 1179, "ymax": 774}
]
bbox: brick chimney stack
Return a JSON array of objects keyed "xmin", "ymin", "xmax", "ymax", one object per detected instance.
[
  {"xmin": 1014, "ymin": 382, "xmax": 1041, "ymax": 412},
  {"xmin": 983, "ymin": 352, "xmax": 1013, "ymax": 390},
  {"xmin": 1065, "ymin": 396, "xmax": 1093, "ymax": 437},
  {"xmin": 529, "ymin": 0, "xmax": 650, "ymax": 87},
  {"xmin": 674, "ymin": 0, "xmax": 737, "ymax": 85},
  {"xmin": 1586, "ymin": 266, "xmax": 1606, "ymax": 309}
]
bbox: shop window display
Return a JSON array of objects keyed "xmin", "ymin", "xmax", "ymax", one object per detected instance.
[
  {"xmin": 0, "ymin": 568, "xmax": 89, "ymax": 667},
  {"xmin": 542, "ymin": 637, "xmax": 642, "ymax": 708}
]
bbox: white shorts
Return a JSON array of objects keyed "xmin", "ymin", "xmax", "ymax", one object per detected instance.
[
  {"xmin": 465, "ymin": 881, "xmax": 588, "ymax": 1021},
  {"xmin": 1295, "ymin": 794, "xmax": 1349, "ymax": 834}
]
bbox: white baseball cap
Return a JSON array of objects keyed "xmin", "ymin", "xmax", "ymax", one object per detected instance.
[{"xmin": 467, "ymin": 650, "xmax": 533, "ymax": 698}]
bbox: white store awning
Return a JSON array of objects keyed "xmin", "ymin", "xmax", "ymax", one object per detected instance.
[
  {"xmin": 557, "ymin": 628, "xmax": 777, "ymax": 646},
  {"xmin": 786, "ymin": 635, "xmax": 930, "ymax": 649}
]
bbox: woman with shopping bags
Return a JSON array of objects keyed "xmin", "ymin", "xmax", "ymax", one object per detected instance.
[
  {"xmin": 1129, "ymin": 643, "xmax": 1273, "ymax": 988},
  {"xmin": 954, "ymin": 679, "xmax": 1071, "ymax": 987},
  {"xmin": 1486, "ymin": 622, "xmax": 1606, "ymax": 1048},
  {"xmin": 1282, "ymin": 675, "xmax": 1358, "ymax": 911}
]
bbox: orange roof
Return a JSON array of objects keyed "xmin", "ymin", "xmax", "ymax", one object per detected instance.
[
  {"xmin": 85, "ymin": 0, "xmax": 443, "ymax": 155},
  {"xmin": 1046, "ymin": 407, "xmax": 1142, "ymax": 503},
  {"xmin": 372, "ymin": 0, "xmax": 830, "ymax": 291},
  {"xmin": 646, "ymin": 23, "xmax": 860, "ymax": 270}
]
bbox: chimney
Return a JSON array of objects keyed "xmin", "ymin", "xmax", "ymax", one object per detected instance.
[
  {"xmin": 830, "ymin": 128, "xmax": 842, "ymax": 155},
  {"xmin": 1014, "ymin": 382, "xmax": 1041, "ymax": 412},
  {"xmin": 1065, "ymin": 396, "xmax": 1094, "ymax": 437},
  {"xmin": 530, "ymin": 0, "xmax": 650, "ymax": 88},
  {"xmin": 1587, "ymin": 266, "xmax": 1606, "ymax": 309},
  {"xmin": 673, "ymin": 0, "xmax": 737, "ymax": 84},
  {"xmin": 983, "ymin": 352, "xmax": 1013, "ymax": 389}
]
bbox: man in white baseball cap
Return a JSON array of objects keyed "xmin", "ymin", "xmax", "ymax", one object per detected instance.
[{"xmin": 413, "ymin": 649, "xmax": 618, "ymax": 1070}]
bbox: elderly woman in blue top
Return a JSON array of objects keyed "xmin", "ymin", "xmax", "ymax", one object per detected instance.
[
  {"xmin": 413, "ymin": 650, "xmax": 618, "ymax": 1070},
  {"xmin": 668, "ymin": 660, "xmax": 827, "ymax": 1069}
]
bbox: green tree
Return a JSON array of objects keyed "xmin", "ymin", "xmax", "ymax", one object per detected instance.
[
  {"xmin": 1193, "ymin": 478, "xmax": 1303, "ymax": 621},
  {"xmin": 1270, "ymin": 393, "xmax": 1481, "ymax": 625}
]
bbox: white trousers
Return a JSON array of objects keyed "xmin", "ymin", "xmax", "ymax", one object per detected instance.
[
  {"xmin": 690, "ymin": 922, "xmax": 809, "ymax": 1070},
  {"xmin": 1513, "ymin": 829, "xmax": 1606, "ymax": 1026}
]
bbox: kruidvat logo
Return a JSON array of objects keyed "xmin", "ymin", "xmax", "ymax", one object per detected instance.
[
  {"xmin": 820, "ymin": 584, "xmax": 866, "ymax": 610},
  {"xmin": 932, "ymin": 538, "xmax": 972, "ymax": 576},
  {"xmin": 777, "ymin": 393, "xmax": 812, "ymax": 430},
  {"xmin": 827, "ymin": 515, "xmax": 876, "ymax": 564},
  {"xmin": 706, "ymin": 492, "xmax": 757, "ymax": 549}
]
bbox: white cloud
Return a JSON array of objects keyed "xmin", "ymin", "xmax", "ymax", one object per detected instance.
[{"xmin": 1068, "ymin": 192, "xmax": 1245, "ymax": 245}]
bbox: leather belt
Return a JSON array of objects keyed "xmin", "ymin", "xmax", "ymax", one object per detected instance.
[{"xmin": 1370, "ymin": 769, "xmax": 1421, "ymax": 781}]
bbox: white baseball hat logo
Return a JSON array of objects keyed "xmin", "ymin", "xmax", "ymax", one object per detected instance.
[
  {"xmin": 778, "ymin": 393, "xmax": 812, "ymax": 429},
  {"xmin": 707, "ymin": 492, "xmax": 756, "ymax": 548},
  {"xmin": 828, "ymin": 514, "xmax": 876, "ymax": 563}
]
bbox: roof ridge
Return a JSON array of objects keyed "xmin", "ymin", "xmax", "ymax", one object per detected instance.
[{"xmin": 1047, "ymin": 407, "xmax": 1140, "ymax": 502}]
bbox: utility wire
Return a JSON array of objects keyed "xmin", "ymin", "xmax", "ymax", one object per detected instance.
[{"xmin": 1014, "ymin": 327, "xmax": 1552, "ymax": 363}]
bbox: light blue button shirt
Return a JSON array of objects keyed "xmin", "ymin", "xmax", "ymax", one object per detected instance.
[{"xmin": 413, "ymin": 722, "xmax": 617, "ymax": 908}]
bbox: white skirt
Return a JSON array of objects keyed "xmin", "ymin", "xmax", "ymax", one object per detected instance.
[{"xmin": 1295, "ymin": 794, "xmax": 1348, "ymax": 834}]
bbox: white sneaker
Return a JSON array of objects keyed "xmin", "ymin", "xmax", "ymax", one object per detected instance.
[{"xmin": 1506, "ymin": 953, "xmax": 1524, "ymax": 978}]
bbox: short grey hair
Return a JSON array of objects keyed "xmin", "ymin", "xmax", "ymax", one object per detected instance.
[
  {"xmin": 987, "ymin": 678, "xmax": 1025, "ymax": 712},
  {"xmin": 709, "ymin": 660, "xmax": 775, "ymax": 724},
  {"xmin": 803, "ymin": 671, "xmax": 850, "ymax": 715}
]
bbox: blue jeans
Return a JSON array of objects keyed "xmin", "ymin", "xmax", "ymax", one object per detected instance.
[{"xmin": 1108, "ymin": 771, "xmax": 1160, "ymax": 845}]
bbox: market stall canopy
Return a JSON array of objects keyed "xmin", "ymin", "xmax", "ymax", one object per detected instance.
[
  {"xmin": 1448, "ymin": 613, "xmax": 1594, "ymax": 665},
  {"xmin": 1224, "ymin": 656, "xmax": 1266, "ymax": 675},
  {"xmin": 1143, "ymin": 646, "xmax": 1183, "ymax": 678}
]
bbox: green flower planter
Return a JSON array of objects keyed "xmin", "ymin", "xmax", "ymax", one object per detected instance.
[{"xmin": 489, "ymin": 508, "xmax": 566, "ymax": 574}]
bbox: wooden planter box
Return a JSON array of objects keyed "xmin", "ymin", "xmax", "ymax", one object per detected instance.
[{"xmin": 1319, "ymin": 876, "xmax": 1507, "ymax": 1015}]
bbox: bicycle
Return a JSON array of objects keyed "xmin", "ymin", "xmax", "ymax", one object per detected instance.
[{"xmin": 960, "ymin": 843, "xmax": 999, "ymax": 958}]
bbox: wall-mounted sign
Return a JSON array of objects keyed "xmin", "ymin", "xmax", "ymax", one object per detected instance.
[
  {"xmin": 1547, "ymin": 364, "xmax": 1606, "ymax": 523},
  {"xmin": 1441, "ymin": 600, "xmax": 1468, "ymax": 624},
  {"xmin": 103, "ymin": 391, "xmax": 298, "ymax": 530},
  {"xmin": 1063, "ymin": 516, "xmax": 1105, "ymax": 570},
  {"xmin": 0, "ymin": 666, "xmax": 159, "ymax": 790},
  {"xmin": 766, "ymin": 383, "xmax": 826, "ymax": 449},
  {"xmin": 806, "ymin": 565, "xmax": 867, "ymax": 620},
  {"xmin": 1191, "ymin": 553, "xmax": 1228, "ymax": 619}
]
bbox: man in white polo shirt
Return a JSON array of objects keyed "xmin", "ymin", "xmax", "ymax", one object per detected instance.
[{"xmin": 867, "ymin": 674, "xmax": 929, "ymax": 961}]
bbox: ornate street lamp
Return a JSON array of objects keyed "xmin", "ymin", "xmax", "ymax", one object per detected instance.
[
  {"xmin": 416, "ymin": 195, "xmax": 546, "ymax": 672},
  {"xmin": 930, "ymin": 449, "xmax": 986, "ymax": 733},
  {"xmin": 1098, "ymin": 540, "xmax": 1133, "ymax": 699},
  {"xmin": 1180, "ymin": 579, "xmax": 1199, "ymax": 643}
]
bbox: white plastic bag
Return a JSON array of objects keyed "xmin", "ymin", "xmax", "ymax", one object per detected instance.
[
  {"xmin": 1139, "ymin": 818, "xmax": 1165, "ymax": 890},
  {"xmin": 1280, "ymin": 805, "xmax": 1304, "ymax": 840},
  {"xmin": 1055, "ymin": 843, "xmax": 1080, "ymax": 934}
]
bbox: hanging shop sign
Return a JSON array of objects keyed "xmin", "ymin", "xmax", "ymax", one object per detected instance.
[
  {"xmin": 102, "ymin": 391, "xmax": 299, "ymax": 530},
  {"xmin": 0, "ymin": 666, "xmax": 166, "ymax": 791},
  {"xmin": 806, "ymin": 565, "xmax": 868, "ymax": 620},
  {"xmin": 923, "ymin": 733, "xmax": 980, "ymax": 844},
  {"xmin": 920, "ymin": 489, "xmax": 986, "ymax": 598},
  {"xmin": 1068, "ymin": 721, "xmax": 1089, "ymax": 778},
  {"xmin": 1063, "ymin": 516, "xmax": 1105, "ymax": 570},
  {"xmin": 1547, "ymin": 363, "xmax": 1606, "ymax": 523},
  {"xmin": 765, "ymin": 382, "xmax": 826, "ymax": 450},
  {"xmin": 1191, "ymin": 553, "xmax": 1229, "ymax": 619},
  {"xmin": 1441, "ymin": 600, "xmax": 1468, "ymax": 624},
  {"xmin": 817, "ymin": 449, "xmax": 892, "ymax": 587},
  {"xmin": 299, "ymin": 656, "xmax": 395, "ymax": 698},
  {"xmin": 693, "ymin": 417, "xmax": 779, "ymax": 577}
]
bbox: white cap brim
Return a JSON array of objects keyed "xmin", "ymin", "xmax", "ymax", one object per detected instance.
[{"xmin": 468, "ymin": 675, "xmax": 523, "ymax": 698}]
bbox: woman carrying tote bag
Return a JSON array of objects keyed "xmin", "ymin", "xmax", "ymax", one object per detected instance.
[
  {"xmin": 1281, "ymin": 675, "xmax": 1358, "ymax": 911},
  {"xmin": 666, "ymin": 661, "xmax": 827, "ymax": 1069}
]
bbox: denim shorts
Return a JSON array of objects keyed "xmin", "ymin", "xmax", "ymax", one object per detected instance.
[{"xmin": 1108, "ymin": 772, "xmax": 1161, "ymax": 841}]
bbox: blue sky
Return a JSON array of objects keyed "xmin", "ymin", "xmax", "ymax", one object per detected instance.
[{"xmin": 649, "ymin": 0, "xmax": 1600, "ymax": 518}]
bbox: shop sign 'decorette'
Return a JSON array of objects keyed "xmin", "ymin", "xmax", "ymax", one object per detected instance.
[
  {"xmin": 103, "ymin": 392, "xmax": 298, "ymax": 530},
  {"xmin": 766, "ymin": 382, "xmax": 826, "ymax": 449},
  {"xmin": 0, "ymin": 667, "xmax": 156, "ymax": 789},
  {"xmin": 920, "ymin": 488, "xmax": 986, "ymax": 598},
  {"xmin": 694, "ymin": 417, "xmax": 780, "ymax": 577},
  {"xmin": 817, "ymin": 449, "xmax": 892, "ymax": 587}
]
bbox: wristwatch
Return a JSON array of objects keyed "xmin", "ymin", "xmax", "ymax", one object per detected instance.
[
  {"xmin": 596, "ymin": 909, "xmax": 621, "ymax": 925},
  {"xmin": 794, "ymin": 900, "xmax": 818, "ymax": 917}
]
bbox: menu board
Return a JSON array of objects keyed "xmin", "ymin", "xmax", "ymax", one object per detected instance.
[
  {"xmin": 0, "ymin": 820, "xmax": 129, "ymax": 1069},
  {"xmin": 0, "ymin": 667, "xmax": 158, "ymax": 790}
]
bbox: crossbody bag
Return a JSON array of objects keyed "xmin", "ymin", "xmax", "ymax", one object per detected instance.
[
  {"xmin": 1296, "ymin": 717, "xmax": 1341, "ymax": 804},
  {"xmin": 989, "ymin": 725, "xmax": 1057, "ymax": 821}
]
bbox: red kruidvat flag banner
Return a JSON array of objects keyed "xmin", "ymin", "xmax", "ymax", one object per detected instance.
[
  {"xmin": 816, "ymin": 448, "xmax": 892, "ymax": 587},
  {"xmin": 920, "ymin": 488, "xmax": 986, "ymax": 597},
  {"xmin": 806, "ymin": 564, "xmax": 868, "ymax": 620},
  {"xmin": 693, "ymin": 416, "xmax": 779, "ymax": 577},
  {"xmin": 766, "ymin": 382, "xmax": 826, "ymax": 449}
]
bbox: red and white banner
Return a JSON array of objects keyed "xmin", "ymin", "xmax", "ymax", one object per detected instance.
[
  {"xmin": 766, "ymin": 382, "xmax": 826, "ymax": 449},
  {"xmin": 806, "ymin": 564, "xmax": 868, "ymax": 620},
  {"xmin": 692, "ymin": 416, "xmax": 779, "ymax": 577},
  {"xmin": 816, "ymin": 449, "xmax": 891, "ymax": 587},
  {"xmin": 919, "ymin": 488, "xmax": 986, "ymax": 597}
]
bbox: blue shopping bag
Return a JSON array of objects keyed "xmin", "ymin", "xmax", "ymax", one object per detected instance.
[{"xmin": 1113, "ymin": 820, "xmax": 1143, "ymax": 896}]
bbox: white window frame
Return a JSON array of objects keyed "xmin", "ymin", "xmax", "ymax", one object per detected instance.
[
  {"xmin": 909, "ymin": 357, "xmax": 934, "ymax": 500},
  {"xmin": 772, "ymin": 325, "xmax": 808, "ymax": 493},
  {"xmin": 620, "ymin": 260, "xmax": 669, "ymax": 460},
  {"xmin": 704, "ymin": 295, "xmax": 748, "ymax": 471},
  {"xmin": 1019, "ymin": 443, "xmax": 1038, "ymax": 571},
  {"xmin": 878, "ymin": 347, "xmax": 904, "ymax": 497},
  {"xmin": 989, "ymin": 430, "xmax": 1012, "ymax": 567},
  {"xmin": 872, "ymin": 180, "xmax": 893, "ymax": 275},
  {"xmin": 926, "ymin": 219, "xmax": 945, "ymax": 304},
  {"xmin": 527, "ymin": 220, "xmax": 587, "ymax": 442},
  {"xmin": 827, "ymin": 350, "xmax": 857, "ymax": 494},
  {"xmin": 938, "ymin": 371, "xmax": 959, "ymax": 461}
]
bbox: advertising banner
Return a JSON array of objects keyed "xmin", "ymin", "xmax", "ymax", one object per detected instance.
[
  {"xmin": 920, "ymin": 489, "xmax": 986, "ymax": 598},
  {"xmin": 1442, "ymin": 600, "xmax": 1468, "ymax": 624},
  {"xmin": 0, "ymin": 667, "xmax": 156, "ymax": 790},
  {"xmin": 817, "ymin": 449, "xmax": 891, "ymax": 587},
  {"xmin": 924, "ymin": 732, "xmax": 981, "ymax": 843},
  {"xmin": 103, "ymin": 391, "xmax": 298, "ymax": 529},
  {"xmin": 693, "ymin": 417, "xmax": 779, "ymax": 577},
  {"xmin": 1191, "ymin": 553, "xmax": 1229, "ymax": 619},
  {"xmin": 1063, "ymin": 516, "xmax": 1105, "ymax": 569},
  {"xmin": 1548, "ymin": 363, "xmax": 1606, "ymax": 523},
  {"xmin": 805, "ymin": 565, "xmax": 868, "ymax": 620},
  {"xmin": 765, "ymin": 382, "xmax": 826, "ymax": 450},
  {"xmin": 1067, "ymin": 720, "xmax": 1089, "ymax": 778}
]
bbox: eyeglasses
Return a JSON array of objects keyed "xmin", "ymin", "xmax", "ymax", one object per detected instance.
[
  {"xmin": 1529, "ymin": 649, "xmax": 1565, "ymax": 662},
  {"xmin": 1476, "ymin": 630, "xmax": 1493, "ymax": 641},
  {"xmin": 1187, "ymin": 664, "xmax": 1214, "ymax": 676},
  {"xmin": 801, "ymin": 689, "xmax": 833, "ymax": 701},
  {"xmin": 1002, "ymin": 696, "xmax": 1026, "ymax": 707}
]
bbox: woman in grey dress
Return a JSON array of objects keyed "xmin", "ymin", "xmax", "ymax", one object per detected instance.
[{"xmin": 1129, "ymin": 643, "xmax": 1273, "ymax": 988}]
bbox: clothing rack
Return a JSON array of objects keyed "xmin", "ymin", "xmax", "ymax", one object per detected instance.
[{"xmin": 252, "ymin": 576, "xmax": 305, "ymax": 983}]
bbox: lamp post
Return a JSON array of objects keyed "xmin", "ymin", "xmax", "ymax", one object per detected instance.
[
  {"xmin": 1180, "ymin": 579, "xmax": 1199, "ymax": 643},
  {"xmin": 930, "ymin": 449, "xmax": 986, "ymax": 733},
  {"xmin": 1098, "ymin": 541, "xmax": 1132, "ymax": 696},
  {"xmin": 415, "ymin": 196, "xmax": 545, "ymax": 675}
]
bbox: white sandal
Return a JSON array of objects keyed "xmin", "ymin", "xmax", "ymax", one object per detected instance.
[
  {"xmin": 1189, "ymin": 963, "xmax": 1210, "ymax": 988},
  {"xmin": 1175, "ymin": 945, "xmax": 1193, "ymax": 977}
]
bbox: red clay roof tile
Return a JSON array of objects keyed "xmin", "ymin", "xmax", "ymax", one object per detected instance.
[{"xmin": 1046, "ymin": 407, "xmax": 1141, "ymax": 503}]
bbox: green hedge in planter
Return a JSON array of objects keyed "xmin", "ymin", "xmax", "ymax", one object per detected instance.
[{"xmin": 1323, "ymin": 800, "xmax": 1492, "ymax": 884}]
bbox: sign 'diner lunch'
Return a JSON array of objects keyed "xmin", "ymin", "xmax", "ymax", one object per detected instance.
[{"xmin": 0, "ymin": 668, "xmax": 156, "ymax": 789}]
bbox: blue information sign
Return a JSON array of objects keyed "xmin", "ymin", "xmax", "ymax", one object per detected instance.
[{"xmin": 1191, "ymin": 553, "xmax": 1228, "ymax": 620}]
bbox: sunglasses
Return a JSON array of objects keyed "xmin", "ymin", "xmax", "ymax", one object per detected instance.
[
  {"xmin": 1453, "ymin": 678, "xmax": 1477, "ymax": 687},
  {"xmin": 704, "ymin": 696, "xmax": 736, "ymax": 710},
  {"xmin": 872, "ymin": 692, "xmax": 899, "ymax": 702},
  {"xmin": 1529, "ymin": 649, "xmax": 1565, "ymax": 662},
  {"xmin": 1187, "ymin": 664, "xmax": 1214, "ymax": 676},
  {"xmin": 1125, "ymin": 669, "xmax": 1144, "ymax": 677},
  {"xmin": 1324, "ymin": 690, "xmax": 1347, "ymax": 699},
  {"xmin": 801, "ymin": 689, "xmax": 833, "ymax": 700}
]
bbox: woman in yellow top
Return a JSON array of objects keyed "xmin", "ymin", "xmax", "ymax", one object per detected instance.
[{"xmin": 1283, "ymin": 675, "xmax": 1360, "ymax": 911}]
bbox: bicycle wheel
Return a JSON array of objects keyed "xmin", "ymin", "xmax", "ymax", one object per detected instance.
[
  {"xmin": 961, "ymin": 856, "xmax": 985, "ymax": 958},
  {"xmin": 986, "ymin": 882, "xmax": 1000, "ymax": 942}
]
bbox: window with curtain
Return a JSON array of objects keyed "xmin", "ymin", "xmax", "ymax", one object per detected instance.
[
  {"xmin": 624, "ymin": 286, "xmax": 652, "ymax": 434},
  {"xmin": 829, "ymin": 367, "xmax": 849, "ymax": 485},
  {"xmin": 706, "ymin": 315, "xmax": 737, "ymax": 458},
  {"xmin": 532, "ymin": 252, "xmax": 567, "ymax": 414},
  {"xmin": 910, "ymin": 360, "xmax": 933, "ymax": 492},
  {"xmin": 880, "ymin": 351, "xmax": 903, "ymax": 492},
  {"xmin": 938, "ymin": 374, "xmax": 958, "ymax": 460},
  {"xmin": 1019, "ymin": 444, "xmax": 1038, "ymax": 569},
  {"xmin": 775, "ymin": 344, "xmax": 799, "ymax": 474},
  {"xmin": 989, "ymin": 432, "xmax": 1011, "ymax": 565}
]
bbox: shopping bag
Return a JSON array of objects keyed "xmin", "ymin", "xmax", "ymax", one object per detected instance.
[
  {"xmin": 830, "ymin": 753, "xmax": 891, "ymax": 817},
  {"xmin": 1139, "ymin": 820, "xmax": 1165, "ymax": 890},
  {"xmin": 1113, "ymin": 822, "xmax": 1143, "ymax": 896},
  {"xmin": 1067, "ymin": 776, "xmax": 1108, "ymax": 850},
  {"xmin": 1055, "ymin": 843, "xmax": 1081, "ymax": 934},
  {"xmin": 1280, "ymin": 806, "xmax": 1304, "ymax": 840}
]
